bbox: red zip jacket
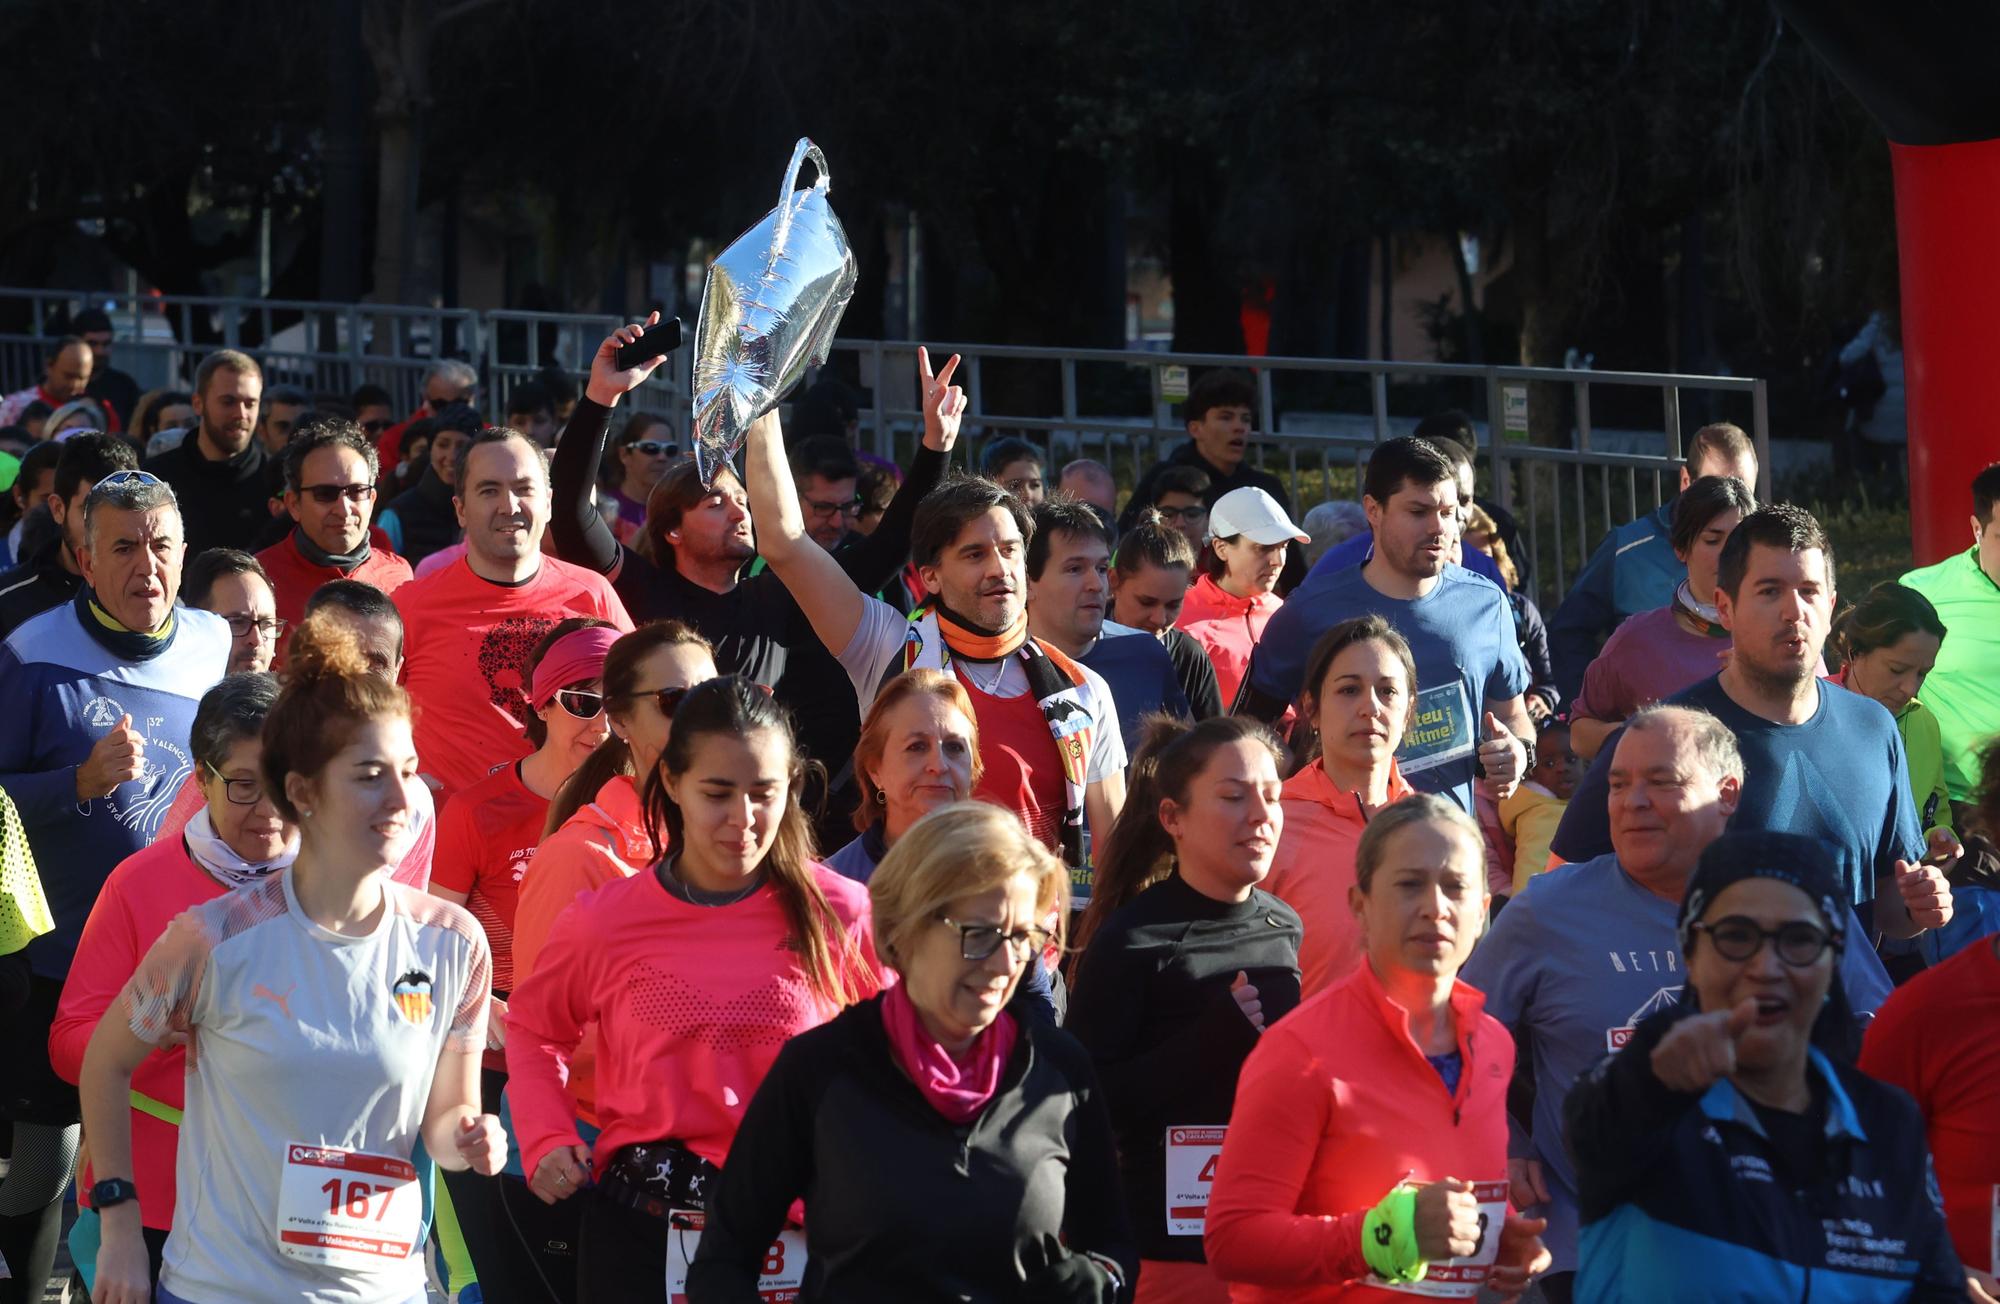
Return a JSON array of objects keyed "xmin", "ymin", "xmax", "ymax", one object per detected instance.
[
  {"xmin": 1205, "ymin": 960, "xmax": 1514, "ymax": 1301},
  {"xmin": 50, "ymin": 839, "xmax": 226, "ymax": 1230}
]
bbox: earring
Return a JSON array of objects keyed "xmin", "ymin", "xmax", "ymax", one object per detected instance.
[
  {"xmin": 875, "ymin": 790, "xmax": 887, "ymax": 805},
  {"xmin": 301, "ymin": 809, "xmax": 313, "ymax": 820}
]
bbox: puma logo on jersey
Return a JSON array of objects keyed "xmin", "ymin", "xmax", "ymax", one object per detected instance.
[{"xmin": 252, "ymin": 982, "xmax": 296, "ymax": 1019}]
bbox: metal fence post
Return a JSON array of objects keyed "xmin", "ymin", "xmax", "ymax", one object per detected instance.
[{"xmin": 1751, "ymin": 378, "xmax": 1772, "ymax": 501}]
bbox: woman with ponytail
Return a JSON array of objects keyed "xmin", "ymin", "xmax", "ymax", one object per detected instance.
[
  {"xmin": 82, "ymin": 613, "xmax": 505, "ymax": 1304},
  {"xmin": 1067, "ymin": 715, "xmax": 1302, "ymax": 1303},
  {"xmin": 510, "ymin": 620, "xmax": 716, "ymax": 982},
  {"xmin": 505, "ymin": 677, "xmax": 879, "ymax": 1294}
]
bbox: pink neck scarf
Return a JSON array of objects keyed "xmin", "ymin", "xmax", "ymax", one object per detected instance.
[{"xmin": 880, "ymin": 980, "xmax": 1018, "ymax": 1124}]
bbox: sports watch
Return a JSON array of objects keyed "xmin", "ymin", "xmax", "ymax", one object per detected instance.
[{"xmin": 90, "ymin": 1178, "xmax": 138, "ymax": 1209}]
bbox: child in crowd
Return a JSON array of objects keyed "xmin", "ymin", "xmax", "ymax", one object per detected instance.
[{"xmin": 1500, "ymin": 719, "xmax": 1582, "ymax": 892}]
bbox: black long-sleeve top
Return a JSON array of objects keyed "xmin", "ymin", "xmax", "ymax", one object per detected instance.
[
  {"xmin": 687, "ymin": 991, "xmax": 1137, "ymax": 1303},
  {"xmin": 549, "ymin": 398, "xmax": 944, "ymax": 746},
  {"xmin": 1064, "ymin": 876, "xmax": 1302, "ymax": 1263}
]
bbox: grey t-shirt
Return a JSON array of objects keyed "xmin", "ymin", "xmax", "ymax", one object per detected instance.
[{"xmin": 126, "ymin": 869, "xmax": 488, "ymax": 1304}]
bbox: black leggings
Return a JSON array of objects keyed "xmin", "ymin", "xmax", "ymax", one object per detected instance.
[
  {"xmin": 495, "ymin": 1172, "xmax": 581, "ymax": 1304},
  {"xmin": 578, "ymin": 1190, "xmax": 668, "ymax": 1300}
]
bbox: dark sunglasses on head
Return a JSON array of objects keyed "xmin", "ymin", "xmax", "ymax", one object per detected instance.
[
  {"xmin": 299, "ymin": 483, "xmax": 376, "ymax": 505},
  {"xmin": 621, "ymin": 681, "xmax": 771, "ymax": 718},
  {"xmin": 1689, "ymin": 916, "xmax": 1838, "ymax": 968},
  {"xmin": 553, "ymin": 688, "xmax": 604, "ymax": 720},
  {"xmin": 627, "ymin": 440, "xmax": 677, "ymax": 457}
]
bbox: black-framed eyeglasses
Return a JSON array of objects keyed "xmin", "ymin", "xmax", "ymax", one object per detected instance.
[
  {"xmin": 554, "ymin": 688, "xmax": 604, "ymax": 719},
  {"xmin": 299, "ymin": 483, "xmax": 376, "ymax": 505},
  {"xmin": 936, "ymin": 915, "xmax": 1051, "ymax": 963},
  {"xmin": 802, "ymin": 495, "xmax": 863, "ymax": 520},
  {"xmin": 221, "ymin": 613, "xmax": 287, "ymax": 641},
  {"xmin": 1690, "ymin": 916, "xmax": 1838, "ymax": 967},
  {"xmin": 205, "ymin": 760, "xmax": 265, "ymax": 806},
  {"xmin": 1156, "ymin": 505, "xmax": 1208, "ymax": 525},
  {"xmin": 627, "ymin": 440, "xmax": 676, "ymax": 457}
]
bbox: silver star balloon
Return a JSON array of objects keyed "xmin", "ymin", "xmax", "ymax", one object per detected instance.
[{"xmin": 690, "ymin": 138, "xmax": 858, "ymax": 486}]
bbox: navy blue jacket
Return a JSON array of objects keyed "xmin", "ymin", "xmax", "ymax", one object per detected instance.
[{"xmin": 1565, "ymin": 1005, "xmax": 1963, "ymax": 1302}]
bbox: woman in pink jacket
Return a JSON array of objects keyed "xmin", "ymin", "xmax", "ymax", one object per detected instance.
[
  {"xmin": 1179, "ymin": 488, "xmax": 1307, "ymax": 709},
  {"xmin": 1266, "ymin": 616, "xmax": 1419, "ymax": 996}
]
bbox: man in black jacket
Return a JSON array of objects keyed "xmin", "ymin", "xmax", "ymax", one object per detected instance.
[
  {"xmin": 0, "ymin": 434, "xmax": 137, "ymax": 636},
  {"xmin": 142, "ymin": 350, "xmax": 270, "ymax": 554}
]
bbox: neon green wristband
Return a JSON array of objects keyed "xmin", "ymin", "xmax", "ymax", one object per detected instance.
[{"xmin": 1360, "ymin": 1184, "xmax": 1428, "ymax": 1284}]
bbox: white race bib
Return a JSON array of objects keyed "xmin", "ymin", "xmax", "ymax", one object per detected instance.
[
  {"xmin": 275, "ymin": 1143, "xmax": 421, "ymax": 1272},
  {"xmin": 1375, "ymin": 1179, "xmax": 1508, "ymax": 1298},
  {"xmin": 666, "ymin": 1209, "xmax": 805, "ymax": 1303},
  {"xmin": 1164, "ymin": 1126, "xmax": 1227, "ymax": 1236}
]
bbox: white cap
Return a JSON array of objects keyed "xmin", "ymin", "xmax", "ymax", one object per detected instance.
[{"xmin": 1208, "ymin": 487, "xmax": 1308, "ymax": 545}]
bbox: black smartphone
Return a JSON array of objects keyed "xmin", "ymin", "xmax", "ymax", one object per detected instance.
[{"xmin": 614, "ymin": 318, "xmax": 685, "ymax": 370}]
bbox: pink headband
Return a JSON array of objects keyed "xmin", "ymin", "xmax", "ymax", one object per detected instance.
[{"xmin": 529, "ymin": 626, "xmax": 622, "ymax": 709}]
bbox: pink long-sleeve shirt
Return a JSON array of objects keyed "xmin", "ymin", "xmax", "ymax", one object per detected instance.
[{"xmin": 504, "ymin": 862, "xmax": 879, "ymax": 1180}]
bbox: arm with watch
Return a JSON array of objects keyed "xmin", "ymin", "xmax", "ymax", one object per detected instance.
[
  {"xmin": 1475, "ymin": 697, "xmax": 1536, "ymax": 801},
  {"xmin": 78, "ymin": 1007, "xmax": 161, "ymax": 1304}
]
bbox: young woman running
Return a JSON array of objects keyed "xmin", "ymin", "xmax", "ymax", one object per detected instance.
[
  {"xmin": 504, "ymin": 677, "xmax": 878, "ymax": 1294},
  {"xmin": 83, "ymin": 614, "xmax": 504, "ymax": 1304},
  {"xmin": 1067, "ymin": 715, "xmax": 1304, "ymax": 1303}
]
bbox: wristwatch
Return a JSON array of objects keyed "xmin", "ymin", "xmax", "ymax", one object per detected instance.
[{"xmin": 91, "ymin": 1178, "xmax": 138, "ymax": 1209}]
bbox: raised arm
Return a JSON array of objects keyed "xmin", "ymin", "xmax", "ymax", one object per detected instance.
[
  {"xmin": 829, "ymin": 348, "xmax": 961, "ymax": 592},
  {"xmin": 549, "ymin": 314, "xmax": 674, "ymax": 575},
  {"xmin": 745, "ymin": 407, "xmax": 870, "ymax": 658}
]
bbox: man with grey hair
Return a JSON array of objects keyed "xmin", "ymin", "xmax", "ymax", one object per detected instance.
[
  {"xmin": 1299, "ymin": 499, "xmax": 1368, "ymax": 567},
  {"xmin": 1461, "ymin": 704, "xmax": 1892, "ymax": 1301},
  {"xmin": 377, "ymin": 357, "xmax": 481, "ymax": 470},
  {"xmin": 0, "ymin": 469, "xmax": 228, "ymax": 1297},
  {"xmin": 143, "ymin": 349, "xmax": 269, "ymax": 554},
  {"xmin": 1056, "ymin": 457, "xmax": 1117, "ymax": 524}
]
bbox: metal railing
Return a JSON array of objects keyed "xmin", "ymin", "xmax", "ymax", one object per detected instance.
[
  {"xmin": 821, "ymin": 339, "xmax": 1769, "ymax": 610},
  {"xmin": 0, "ymin": 287, "xmax": 1767, "ymax": 611}
]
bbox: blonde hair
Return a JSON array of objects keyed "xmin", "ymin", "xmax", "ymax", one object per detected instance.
[
  {"xmin": 1462, "ymin": 503, "xmax": 1519, "ymax": 590},
  {"xmin": 868, "ymin": 803, "xmax": 1066, "ymax": 974},
  {"xmin": 851, "ymin": 670, "xmax": 983, "ymax": 832}
]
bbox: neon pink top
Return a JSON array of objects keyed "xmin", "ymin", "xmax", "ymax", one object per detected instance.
[
  {"xmin": 505, "ymin": 862, "xmax": 880, "ymax": 1177},
  {"xmin": 50, "ymin": 838, "xmax": 227, "ymax": 1229}
]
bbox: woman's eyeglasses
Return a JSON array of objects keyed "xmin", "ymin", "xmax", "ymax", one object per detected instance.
[
  {"xmin": 553, "ymin": 688, "xmax": 605, "ymax": 720},
  {"xmin": 1690, "ymin": 917, "xmax": 1837, "ymax": 967},
  {"xmin": 205, "ymin": 761, "xmax": 266, "ymax": 806},
  {"xmin": 627, "ymin": 440, "xmax": 677, "ymax": 457},
  {"xmin": 936, "ymin": 916, "xmax": 1052, "ymax": 963}
]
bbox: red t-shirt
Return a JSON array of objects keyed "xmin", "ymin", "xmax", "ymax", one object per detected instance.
[
  {"xmin": 959, "ymin": 671, "xmax": 1064, "ymax": 850},
  {"xmin": 394, "ymin": 555, "xmax": 632, "ymax": 801},
  {"xmin": 431, "ymin": 762, "xmax": 548, "ymax": 995},
  {"xmin": 1859, "ymin": 937, "xmax": 2000, "ymax": 1272},
  {"xmin": 254, "ymin": 533, "xmax": 414, "ymax": 649}
]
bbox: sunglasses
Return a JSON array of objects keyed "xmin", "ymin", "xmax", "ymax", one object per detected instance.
[
  {"xmin": 553, "ymin": 688, "xmax": 604, "ymax": 719},
  {"xmin": 361, "ymin": 419, "xmax": 392, "ymax": 435},
  {"xmin": 427, "ymin": 392, "xmax": 474, "ymax": 412},
  {"xmin": 627, "ymin": 440, "xmax": 676, "ymax": 457},
  {"xmin": 95, "ymin": 469, "xmax": 165, "ymax": 490},
  {"xmin": 1689, "ymin": 916, "xmax": 1838, "ymax": 968},
  {"xmin": 298, "ymin": 483, "xmax": 376, "ymax": 505},
  {"xmin": 620, "ymin": 681, "xmax": 772, "ymax": 718}
]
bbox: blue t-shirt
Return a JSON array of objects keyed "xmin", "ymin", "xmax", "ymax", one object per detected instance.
[
  {"xmin": 1306, "ymin": 528, "xmax": 1507, "ymax": 590},
  {"xmin": 1246, "ymin": 563, "xmax": 1530, "ymax": 813},
  {"xmin": 1461, "ymin": 853, "xmax": 1893, "ymax": 1272},
  {"xmin": 1080, "ymin": 623, "xmax": 1191, "ymax": 752},
  {"xmin": 1549, "ymin": 676, "xmax": 1921, "ymax": 920}
]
